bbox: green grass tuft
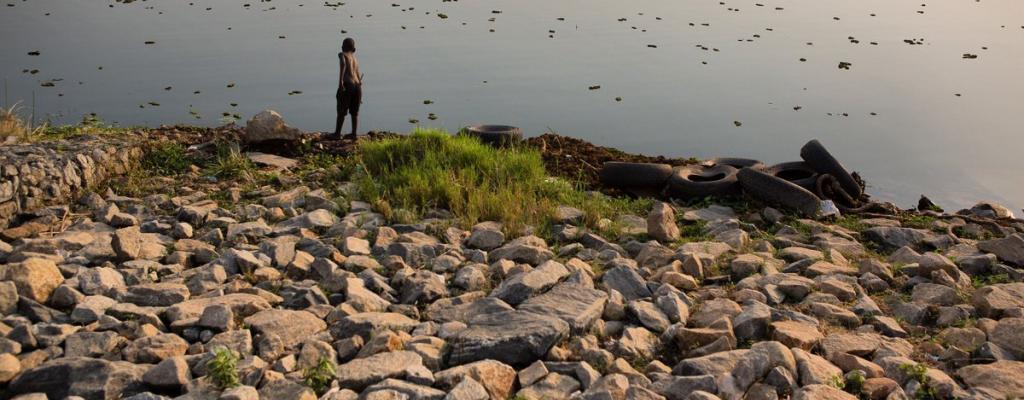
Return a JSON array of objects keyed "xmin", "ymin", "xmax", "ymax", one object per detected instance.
[
  {"xmin": 206, "ymin": 347, "xmax": 240, "ymax": 389},
  {"xmin": 303, "ymin": 356, "xmax": 336, "ymax": 395},
  {"xmin": 205, "ymin": 142, "xmax": 256, "ymax": 180},
  {"xmin": 143, "ymin": 140, "xmax": 192, "ymax": 175},
  {"xmin": 353, "ymin": 128, "xmax": 650, "ymax": 236}
]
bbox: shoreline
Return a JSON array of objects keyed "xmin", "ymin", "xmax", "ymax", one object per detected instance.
[{"xmin": 1, "ymin": 119, "xmax": 1024, "ymax": 399}]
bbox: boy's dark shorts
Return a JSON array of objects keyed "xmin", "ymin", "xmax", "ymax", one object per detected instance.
[{"xmin": 337, "ymin": 84, "xmax": 362, "ymax": 116}]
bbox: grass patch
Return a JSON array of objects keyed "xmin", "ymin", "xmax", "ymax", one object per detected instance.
[
  {"xmin": 206, "ymin": 347, "xmax": 240, "ymax": 389},
  {"xmin": 142, "ymin": 140, "xmax": 193, "ymax": 175},
  {"xmin": 352, "ymin": 128, "xmax": 650, "ymax": 236},
  {"xmin": 677, "ymin": 220, "xmax": 710, "ymax": 242},
  {"xmin": 205, "ymin": 141, "xmax": 257, "ymax": 180},
  {"xmin": 898, "ymin": 362, "xmax": 937, "ymax": 400},
  {"xmin": 0, "ymin": 104, "xmax": 44, "ymax": 141},
  {"xmin": 834, "ymin": 215, "xmax": 868, "ymax": 232},
  {"xmin": 900, "ymin": 214, "xmax": 937, "ymax": 230},
  {"xmin": 971, "ymin": 273, "xmax": 1010, "ymax": 288},
  {"xmin": 303, "ymin": 357, "xmax": 336, "ymax": 395},
  {"xmin": 3, "ymin": 108, "xmax": 134, "ymax": 143}
]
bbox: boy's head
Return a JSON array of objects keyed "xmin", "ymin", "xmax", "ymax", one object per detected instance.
[{"xmin": 342, "ymin": 38, "xmax": 356, "ymax": 52}]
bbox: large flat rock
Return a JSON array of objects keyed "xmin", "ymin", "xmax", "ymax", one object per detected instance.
[
  {"xmin": 517, "ymin": 282, "xmax": 607, "ymax": 334},
  {"xmin": 7, "ymin": 357, "xmax": 149, "ymax": 400},
  {"xmin": 448, "ymin": 310, "xmax": 569, "ymax": 367},
  {"xmin": 335, "ymin": 350, "xmax": 423, "ymax": 391},
  {"xmin": 164, "ymin": 293, "xmax": 271, "ymax": 323},
  {"xmin": 243, "ymin": 309, "xmax": 326, "ymax": 349}
]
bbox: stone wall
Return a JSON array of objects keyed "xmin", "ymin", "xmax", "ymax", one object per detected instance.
[{"xmin": 0, "ymin": 136, "xmax": 143, "ymax": 228}]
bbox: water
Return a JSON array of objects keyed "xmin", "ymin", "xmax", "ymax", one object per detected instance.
[{"xmin": 2, "ymin": 0, "xmax": 1022, "ymax": 212}]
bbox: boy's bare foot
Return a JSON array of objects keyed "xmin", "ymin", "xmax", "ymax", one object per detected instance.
[{"xmin": 344, "ymin": 133, "xmax": 358, "ymax": 141}]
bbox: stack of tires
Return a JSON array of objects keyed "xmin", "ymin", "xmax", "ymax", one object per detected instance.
[{"xmin": 599, "ymin": 140, "xmax": 861, "ymax": 218}]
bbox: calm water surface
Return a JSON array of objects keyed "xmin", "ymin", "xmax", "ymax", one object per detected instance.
[{"xmin": 2, "ymin": 0, "xmax": 1022, "ymax": 211}]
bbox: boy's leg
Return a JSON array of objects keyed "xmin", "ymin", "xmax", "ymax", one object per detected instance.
[
  {"xmin": 334, "ymin": 92, "xmax": 346, "ymax": 138},
  {"xmin": 345, "ymin": 86, "xmax": 362, "ymax": 140}
]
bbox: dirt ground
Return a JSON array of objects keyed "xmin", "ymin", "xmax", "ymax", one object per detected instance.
[{"xmin": 524, "ymin": 133, "xmax": 696, "ymax": 190}]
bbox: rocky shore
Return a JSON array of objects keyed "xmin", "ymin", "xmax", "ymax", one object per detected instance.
[{"xmin": 1, "ymin": 120, "xmax": 1024, "ymax": 400}]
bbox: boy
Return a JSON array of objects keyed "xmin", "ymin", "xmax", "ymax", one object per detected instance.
[{"xmin": 334, "ymin": 37, "xmax": 362, "ymax": 140}]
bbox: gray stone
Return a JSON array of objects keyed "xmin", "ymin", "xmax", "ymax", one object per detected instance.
[
  {"xmin": 628, "ymin": 300, "xmax": 671, "ymax": 333},
  {"xmin": 862, "ymin": 227, "xmax": 930, "ymax": 251},
  {"xmin": 488, "ymin": 236, "xmax": 554, "ymax": 265},
  {"xmin": 991, "ymin": 318, "xmax": 1024, "ymax": 359},
  {"xmin": 448, "ymin": 310, "xmax": 570, "ymax": 367},
  {"xmin": 1, "ymin": 258, "xmax": 63, "ymax": 303},
  {"xmin": 7, "ymin": 357, "xmax": 148, "ymax": 400},
  {"xmin": 974, "ymin": 283, "xmax": 1024, "ymax": 318},
  {"xmin": 121, "ymin": 283, "xmax": 189, "ymax": 307},
  {"xmin": 243, "ymin": 309, "xmax": 326, "ymax": 349},
  {"xmin": 911, "ymin": 283, "xmax": 959, "ymax": 306},
  {"xmin": 335, "ymin": 350, "xmax": 423, "ymax": 391},
  {"xmin": 0, "ymin": 280, "xmax": 17, "ymax": 315},
  {"xmin": 957, "ymin": 360, "xmax": 1024, "ymax": 398},
  {"xmin": 490, "ymin": 260, "xmax": 568, "ymax": 305},
  {"xmin": 122, "ymin": 333, "xmax": 188, "ymax": 363},
  {"xmin": 220, "ymin": 386, "xmax": 259, "ymax": 400},
  {"xmin": 77, "ymin": 267, "xmax": 125, "ymax": 296},
  {"xmin": 466, "ymin": 228, "xmax": 504, "ymax": 251},
  {"xmin": 649, "ymin": 375, "xmax": 717, "ymax": 400},
  {"xmin": 434, "ymin": 360, "xmax": 516, "ymax": 400},
  {"xmin": 142, "ymin": 356, "xmax": 190, "ymax": 390},
  {"xmin": 331, "ymin": 312, "xmax": 419, "ymax": 340},
  {"xmin": 647, "ymin": 202, "xmax": 680, "ymax": 243},
  {"xmin": 978, "ymin": 234, "xmax": 1024, "ymax": 267},
  {"xmin": 243, "ymin": 109, "xmax": 303, "ymax": 143},
  {"xmin": 792, "ymin": 384, "xmax": 857, "ymax": 400},
  {"xmin": 516, "ymin": 372, "xmax": 581, "ymax": 400},
  {"xmin": 428, "ymin": 296, "xmax": 514, "ymax": 324},
  {"xmin": 164, "ymin": 293, "xmax": 271, "ymax": 323},
  {"xmin": 444, "ymin": 377, "xmax": 489, "ymax": 400},
  {"xmin": 257, "ymin": 379, "xmax": 317, "ymax": 400},
  {"xmin": 602, "ymin": 267, "xmax": 651, "ymax": 301},
  {"xmin": 518, "ymin": 283, "xmax": 607, "ymax": 334},
  {"xmin": 63, "ymin": 331, "xmax": 123, "ymax": 358},
  {"xmin": 70, "ymin": 295, "xmax": 117, "ymax": 324}
]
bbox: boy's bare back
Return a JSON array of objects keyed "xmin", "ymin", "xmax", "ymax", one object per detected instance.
[{"xmin": 340, "ymin": 51, "xmax": 361, "ymax": 88}]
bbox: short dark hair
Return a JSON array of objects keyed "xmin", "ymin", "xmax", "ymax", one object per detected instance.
[{"xmin": 342, "ymin": 38, "xmax": 356, "ymax": 52}]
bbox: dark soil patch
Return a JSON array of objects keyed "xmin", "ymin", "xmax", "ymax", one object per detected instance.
[{"xmin": 524, "ymin": 133, "xmax": 697, "ymax": 190}]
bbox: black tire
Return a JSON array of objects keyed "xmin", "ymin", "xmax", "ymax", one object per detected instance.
[
  {"xmin": 461, "ymin": 125, "xmax": 523, "ymax": 147},
  {"xmin": 599, "ymin": 162, "xmax": 674, "ymax": 192},
  {"xmin": 665, "ymin": 164, "xmax": 739, "ymax": 199},
  {"xmin": 737, "ymin": 168, "xmax": 821, "ymax": 217},
  {"xmin": 763, "ymin": 161, "xmax": 819, "ymax": 191},
  {"xmin": 800, "ymin": 139, "xmax": 862, "ymax": 198},
  {"xmin": 706, "ymin": 157, "xmax": 765, "ymax": 170}
]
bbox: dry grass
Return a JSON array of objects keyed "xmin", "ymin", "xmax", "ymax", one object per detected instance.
[{"xmin": 0, "ymin": 104, "xmax": 45, "ymax": 142}]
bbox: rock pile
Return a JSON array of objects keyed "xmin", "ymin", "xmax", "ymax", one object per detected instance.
[
  {"xmin": 2, "ymin": 150, "xmax": 1024, "ymax": 400},
  {"xmin": 0, "ymin": 136, "xmax": 143, "ymax": 229}
]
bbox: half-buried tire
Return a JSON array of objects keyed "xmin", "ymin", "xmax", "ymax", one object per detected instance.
[
  {"xmin": 599, "ymin": 162, "xmax": 674, "ymax": 193},
  {"xmin": 763, "ymin": 161, "xmax": 819, "ymax": 191},
  {"xmin": 461, "ymin": 125, "xmax": 523, "ymax": 147},
  {"xmin": 737, "ymin": 168, "xmax": 821, "ymax": 217},
  {"xmin": 665, "ymin": 164, "xmax": 739, "ymax": 199},
  {"xmin": 706, "ymin": 157, "xmax": 765, "ymax": 170},
  {"xmin": 800, "ymin": 139, "xmax": 862, "ymax": 198}
]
